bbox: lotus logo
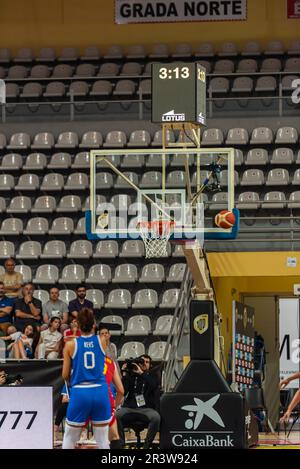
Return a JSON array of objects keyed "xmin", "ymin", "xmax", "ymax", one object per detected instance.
[
  {"xmin": 181, "ymin": 395, "xmax": 225, "ymax": 429},
  {"xmin": 162, "ymin": 110, "xmax": 185, "ymax": 122}
]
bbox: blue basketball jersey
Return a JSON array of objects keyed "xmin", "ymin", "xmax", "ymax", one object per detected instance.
[{"xmin": 70, "ymin": 334, "xmax": 106, "ymax": 387}]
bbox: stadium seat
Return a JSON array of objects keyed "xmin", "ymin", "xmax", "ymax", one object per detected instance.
[
  {"xmin": 23, "ymin": 217, "xmax": 48, "ymax": 235},
  {"xmin": 79, "ymin": 131, "xmax": 103, "ymax": 148},
  {"xmin": 33, "ymin": 290, "xmax": 49, "ymax": 304},
  {"xmin": 120, "ymin": 62, "xmax": 142, "ymax": 76},
  {"xmin": 0, "ymin": 153, "xmax": 22, "ymax": 171},
  {"xmin": 220, "ymin": 170, "xmax": 239, "ymax": 187},
  {"xmin": 7, "ymin": 196, "xmax": 31, "ymax": 213},
  {"xmin": 56, "ymin": 195, "xmax": 81, "ymax": 212},
  {"xmin": 140, "ymin": 171, "xmax": 162, "ymax": 188},
  {"xmin": 55, "ymin": 132, "xmax": 79, "ymax": 149},
  {"xmin": 237, "ymin": 59, "xmax": 258, "ymax": 73},
  {"xmin": 149, "ymin": 43, "xmax": 169, "ymax": 58},
  {"xmin": 24, "ymin": 153, "xmax": 47, "ymax": 170},
  {"xmin": 245, "ymin": 149, "xmax": 269, "ymax": 165},
  {"xmin": 127, "ymin": 130, "xmax": 151, "ymax": 147},
  {"xmin": 295, "ymin": 151, "xmax": 300, "ymax": 164},
  {"xmin": 72, "ymin": 152, "xmax": 90, "ymax": 168},
  {"xmin": 74, "ymin": 63, "xmax": 96, "ymax": 77},
  {"xmin": 275, "ymin": 127, "xmax": 298, "ymax": 144},
  {"xmin": 125, "ymin": 315, "xmax": 151, "ymax": 336},
  {"xmin": 115, "ymin": 172, "xmax": 139, "ymax": 189},
  {"xmin": 112, "ymin": 264, "xmax": 138, "ymax": 283},
  {"xmin": 58, "ymin": 46, "xmax": 78, "ymax": 61},
  {"xmin": 64, "ymin": 172, "xmax": 89, "ymax": 190},
  {"xmin": 113, "ymin": 79, "xmax": 136, "ymax": 96},
  {"xmin": 15, "ymin": 174, "xmax": 39, "ymax": 191},
  {"xmin": 218, "ymin": 41, "xmax": 238, "ymax": 56},
  {"xmin": 83, "ymin": 195, "xmax": 106, "ymax": 212},
  {"xmin": 31, "ymin": 132, "xmax": 55, "ymax": 149},
  {"xmin": 172, "ymin": 43, "xmax": 192, "ymax": 58},
  {"xmin": 148, "ymin": 341, "xmax": 170, "ymax": 361},
  {"xmin": 288, "ymin": 40, "xmax": 300, "ymax": 55},
  {"xmin": 36, "ymin": 47, "xmax": 56, "ymax": 62},
  {"xmin": 201, "ymin": 128, "xmax": 224, "ymax": 145},
  {"xmin": 261, "ymin": 58, "xmax": 282, "ymax": 72},
  {"xmin": 132, "ymin": 289, "xmax": 158, "ymax": 309},
  {"xmin": 105, "ymin": 289, "xmax": 131, "ymax": 309},
  {"xmin": 208, "ymin": 77, "xmax": 230, "ymax": 94},
  {"xmin": 166, "ymin": 264, "xmax": 186, "ymax": 283},
  {"xmin": 32, "ymin": 195, "xmax": 56, "ymax": 213},
  {"xmin": 8, "ymin": 65, "xmax": 28, "ymax": 79},
  {"xmin": 284, "ymin": 58, "xmax": 300, "ymax": 72},
  {"xmin": 93, "ymin": 240, "xmax": 119, "ymax": 258},
  {"xmin": 16, "ymin": 241, "xmax": 41, "ymax": 259},
  {"xmin": 0, "ymin": 48, "xmax": 11, "ymax": 63},
  {"xmin": 59, "ymin": 289, "xmax": 76, "ymax": 304},
  {"xmin": 120, "ymin": 154, "xmax": 145, "ymax": 168},
  {"xmin": 265, "ymin": 40, "xmax": 284, "ymax": 55},
  {"xmin": 234, "ymin": 149, "xmax": 244, "ymax": 166},
  {"xmin": 48, "ymin": 153, "xmax": 72, "ymax": 169},
  {"xmin": 74, "ymin": 217, "xmax": 86, "ymax": 235},
  {"xmin": 138, "ymin": 79, "xmax": 151, "ymax": 95},
  {"xmin": 166, "ymin": 171, "xmax": 186, "ymax": 188},
  {"xmin": 52, "ymin": 64, "xmax": 73, "ymax": 77},
  {"xmin": 33, "ymin": 264, "xmax": 59, "ymax": 285},
  {"xmin": 209, "ymin": 192, "xmax": 228, "ymax": 211},
  {"xmin": 197, "ymin": 60, "xmax": 211, "ymax": 73},
  {"xmin": 214, "ymin": 59, "xmax": 235, "ymax": 73},
  {"xmin": 159, "ymin": 289, "xmax": 180, "ymax": 308},
  {"xmin": 68, "ymin": 81, "xmax": 89, "ymax": 97},
  {"xmin": 96, "ymin": 172, "xmax": 114, "ymax": 189},
  {"xmin": 67, "ymin": 240, "xmax": 93, "ymax": 259},
  {"xmin": 153, "ymin": 315, "xmax": 176, "ymax": 336},
  {"xmin": 5, "ymin": 83, "xmax": 19, "ymax": 100},
  {"xmin": 120, "ymin": 240, "xmax": 145, "ymax": 258},
  {"xmin": 86, "ymin": 264, "xmax": 112, "ymax": 284},
  {"xmin": 266, "ymin": 169, "xmax": 289, "ymax": 186},
  {"xmin": 172, "ymin": 244, "xmax": 184, "ymax": 258},
  {"xmin": 0, "ymin": 218, "xmax": 23, "ymax": 236},
  {"xmin": 7, "ymin": 132, "xmax": 30, "ymax": 150},
  {"xmin": 104, "ymin": 45, "xmax": 123, "ymax": 59},
  {"xmin": 0, "ymin": 241, "xmax": 14, "ymax": 258},
  {"xmin": 231, "ymin": 77, "xmax": 253, "ymax": 93},
  {"xmin": 15, "ymin": 265, "xmax": 32, "ymax": 283},
  {"xmin": 40, "ymin": 240, "xmax": 66, "ymax": 259},
  {"xmin": 139, "ymin": 264, "xmax": 165, "ymax": 283},
  {"xmin": 81, "ymin": 46, "xmax": 101, "ymax": 61},
  {"xmin": 292, "ymin": 170, "xmax": 300, "ymax": 185},
  {"xmin": 49, "ymin": 217, "xmax": 74, "ymax": 235},
  {"xmin": 250, "ymin": 127, "xmax": 273, "ymax": 144},
  {"xmin": 194, "ymin": 42, "xmax": 214, "ymax": 57},
  {"xmin": 282, "ymin": 75, "xmax": 299, "ymax": 92},
  {"xmin": 0, "ymin": 198, "xmax": 6, "ymax": 213},
  {"xmin": 270, "ymin": 148, "xmax": 294, "ymax": 165},
  {"xmin": 98, "ymin": 62, "xmax": 120, "ymax": 76},
  {"xmin": 20, "ymin": 82, "xmax": 43, "ymax": 99},
  {"xmin": 240, "ymin": 170, "xmax": 265, "ymax": 186},
  {"xmin": 59, "ymin": 264, "xmax": 85, "ymax": 284},
  {"xmin": 86, "ymin": 289, "xmax": 104, "ymax": 309},
  {"xmin": 101, "ymin": 315, "xmax": 124, "ymax": 336},
  {"xmin": 30, "ymin": 65, "xmax": 50, "ymax": 79},
  {"xmin": 151, "ymin": 129, "xmax": 175, "ymax": 147},
  {"xmin": 103, "ymin": 130, "xmax": 127, "ymax": 148},
  {"xmin": 226, "ymin": 128, "xmax": 249, "ymax": 145},
  {"xmin": 119, "ymin": 342, "xmax": 145, "ymax": 360},
  {"xmin": 41, "ymin": 173, "xmax": 65, "ymax": 191},
  {"xmin": 261, "ymin": 192, "xmax": 286, "ymax": 209},
  {"xmin": 44, "ymin": 82, "xmax": 66, "ymax": 98},
  {"xmin": 288, "ymin": 192, "xmax": 300, "ymax": 208}
]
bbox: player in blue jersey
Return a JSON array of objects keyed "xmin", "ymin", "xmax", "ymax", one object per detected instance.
[{"xmin": 62, "ymin": 308, "xmax": 111, "ymax": 449}]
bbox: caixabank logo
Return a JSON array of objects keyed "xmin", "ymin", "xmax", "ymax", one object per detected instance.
[{"xmin": 171, "ymin": 395, "xmax": 234, "ymax": 447}]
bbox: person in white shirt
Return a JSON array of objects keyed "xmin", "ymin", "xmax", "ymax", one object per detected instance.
[
  {"xmin": 1, "ymin": 324, "xmax": 37, "ymax": 359},
  {"xmin": 36, "ymin": 317, "xmax": 63, "ymax": 359}
]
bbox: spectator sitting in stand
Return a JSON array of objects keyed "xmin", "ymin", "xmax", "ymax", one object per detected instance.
[
  {"xmin": 68, "ymin": 285, "xmax": 93, "ymax": 321},
  {"xmin": 1, "ymin": 324, "xmax": 39, "ymax": 359},
  {"xmin": 0, "ymin": 258, "xmax": 23, "ymax": 302},
  {"xmin": 36, "ymin": 317, "xmax": 63, "ymax": 359},
  {"xmin": 14, "ymin": 283, "xmax": 42, "ymax": 332},
  {"xmin": 0, "ymin": 281, "xmax": 14, "ymax": 335},
  {"xmin": 63, "ymin": 318, "xmax": 81, "ymax": 343},
  {"xmin": 42, "ymin": 286, "xmax": 69, "ymax": 333}
]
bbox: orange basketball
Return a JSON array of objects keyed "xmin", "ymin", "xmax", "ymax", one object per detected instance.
[{"xmin": 215, "ymin": 210, "xmax": 236, "ymax": 229}]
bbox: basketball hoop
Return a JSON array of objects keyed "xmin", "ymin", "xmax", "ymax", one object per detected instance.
[{"xmin": 137, "ymin": 220, "xmax": 175, "ymax": 258}]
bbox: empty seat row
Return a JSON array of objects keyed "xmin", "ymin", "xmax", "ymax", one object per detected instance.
[
  {"xmin": 102, "ymin": 314, "xmax": 176, "ymax": 337},
  {"xmin": 209, "ymin": 75, "xmax": 299, "ymax": 94}
]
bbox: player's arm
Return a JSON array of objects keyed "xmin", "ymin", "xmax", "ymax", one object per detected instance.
[
  {"xmin": 280, "ymin": 389, "xmax": 300, "ymax": 423},
  {"xmin": 279, "ymin": 372, "xmax": 300, "ymax": 389},
  {"xmin": 62, "ymin": 340, "xmax": 75, "ymax": 382},
  {"xmin": 0, "ymin": 305, "xmax": 13, "ymax": 317},
  {"xmin": 112, "ymin": 366, "xmax": 124, "ymax": 409}
]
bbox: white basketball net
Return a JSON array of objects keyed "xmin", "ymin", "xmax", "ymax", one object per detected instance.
[{"xmin": 138, "ymin": 220, "xmax": 175, "ymax": 259}]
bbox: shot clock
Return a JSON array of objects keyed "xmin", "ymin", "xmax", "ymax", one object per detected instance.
[{"xmin": 151, "ymin": 62, "xmax": 206, "ymax": 125}]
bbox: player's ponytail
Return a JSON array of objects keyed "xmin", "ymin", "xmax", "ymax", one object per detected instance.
[{"xmin": 77, "ymin": 308, "xmax": 95, "ymax": 333}]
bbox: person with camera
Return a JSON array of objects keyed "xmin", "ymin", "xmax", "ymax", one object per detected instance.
[
  {"xmin": 0, "ymin": 369, "xmax": 23, "ymax": 386},
  {"xmin": 116, "ymin": 354, "xmax": 160, "ymax": 449}
]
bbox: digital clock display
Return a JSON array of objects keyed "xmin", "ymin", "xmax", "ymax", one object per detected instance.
[{"xmin": 158, "ymin": 66, "xmax": 191, "ymax": 80}]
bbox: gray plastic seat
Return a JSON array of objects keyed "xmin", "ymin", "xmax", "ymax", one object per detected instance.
[
  {"xmin": 0, "ymin": 175, "xmax": 14, "ymax": 191},
  {"xmin": 59, "ymin": 264, "xmax": 85, "ymax": 284},
  {"xmin": 125, "ymin": 315, "xmax": 151, "ymax": 336},
  {"xmin": 72, "ymin": 152, "xmax": 90, "ymax": 168},
  {"xmin": 98, "ymin": 62, "xmax": 119, "ymax": 76},
  {"xmin": 104, "ymin": 45, "xmax": 123, "ymax": 59},
  {"xmin": 295, "ymin": 151, "xmax": 300, "ymax": 164},
  {"xmin": 245, "ymin": 149, "xmax": 269, "ymax": 165},
  {"xmin": 86, "ymin": 289, "xmax": 104, "ymax": 309},
  {"xmin": 288, "ymin": 40, "xmax": 300, "ymax": 55},
  {"xmin": 292, "ymin": 170, "xmax": 300, "ymax": 185},
  {"xmin": 170, "ymin": 154, "xmax": 194, "ymax": 167},
  {"xmin": 20, "ymin": 82, "xmax": 43, "ymax": 98},
  {"xmin": 41, "ymin": 173, "xmax": 64, "ymax": 191},
  {"xmin": 140, "ymin": 171, "xmax": 162, "ymax": 188},
  {"xmin": 240, "ymin": 170, "xmax": 264, "ymax": 186},
  {"xmin": 208, "ymin": 77, "xmax": 230, "ymax": 93},
  {"xmin": 7, "ymin": 65, "xmax": 28, "ymax": 79},
  {"xmin": 80, "ymin": 131, "xmax": 103, "ymax": 149},
  {"xmin": 275, "ymin": 127, "xmax": 298, "ymax": 144},
  {"xmin": 255, "ymin": 76, "xmax": 277, "ymax": 92},
  {"xmin": 148, "ymin": 341, "xmax": 170, "ymax": 361},
  {"xmin": 266, "ymin": 168, "xmax": 289, "ymax": 186},
  {"xmin": 64, "ymin": 172, "xmax": 88, "ymax": 190},
  {"xmin": 74, "ymin": 217, "xmax": 86, "ymax": 235},
  {"xmin": 237, "ymin": 59, "xmax": 258, "ymax": 73},
  {"xmin": 81, "ymin": 46, "xmax": 101, "ymax": 61},
  {"xmin": 0, "ymin": 218, "xmax": 23, "ymax": 235},
  {"xmin": 120, "ymin": 240, "xmax": 144, "ymax": 258},
  {"xmin": 44, "ymin": 82, "xmax": 66, "ymax": 97},
  {"xmin": 226, "ymin": 128, "xmax": 249, "ymax": 145},
  {"xmin": 0, "ymin": 48, "xmax": 10, "ymax": 63},
  {"xmin": 55, "ymin": 132, "xmax": 79, "ymax": 149},
  {"xmin": 110, "ymin": 194, "xmax": 132, "ymax": 211},
  {"xmin": 31, "ymin": 132, "xmax": 55, "ymax": 149},
  {"xmin": 119, "ymin": 342, "xmax": 145, "ymax": 360},
  {"xmin": 94, "ymin": 240, "xmax": 119, "ymax": 258},
  {"xmin": 56, "ymin": 195, "xmax": 81, "ymax": 212},
  {"xmin": 231, "ymin": 77, "xmax": 253, "ymax": 93},
  {"xmin": 265, "ymin": 40, "xmax": 284, "ymax": 55},
  {"xmin": 261, "ymin": 58, "xmax": 282, "ymax": 73},
  {"xmin": 100, "ymin": 315, "xmax": 124, "ymax": 336},
  {"xmin": 0, "ymin": 153, "xmax": 22, "ymax": 171},
  {"xmin": 153, "ymin": 315, "xmax": 175, "ymax": 336},
  {"xmin": 15, "ymin": 265, "xmax": 32, "ymax": 283},
  {"xmin": 138, "ymin": 79, "xmax": 151, "ymax": 95},
  {"xmin": 33, "ymin": 290, "xmax": 49, "ymax": 304},
  {"xmin": 282, "ymin": 75, "xmax": 300, "ymax": 91},
  {"xmin": 120, "ymin": 62, "xmax": 142, "ymax": 76},
  {"xmin": 16, "ymin": 241, "xmax": 41, "ymax": 259},
  {"xmin": 172, "ymin": 43, "xmax": 192, "ymax": 58},
  {"xmin": 30, "ymin": 65, "xmax": 50, "ymax": 78},
  {"xmin": 234, "ymin": 149, "xmax": 244, "ymax": 166},
  {"xmin": 33, "ymin": 264, "xmax": 59, "ymax": 285},
  {"xmin": 284, "ymin": 58, "xmax": 300, "ymax": 72},
  {"xmin": 261, "ymin": 192, "xmax": 286, "ymax": 209},
  {"xmin": 58, "ymin": 47, "xmax": 78, "ymax": 62},
  {"xmin": 67, "ymin": 240, "xmax": 93, "ymax": 259},
  {"xmin": 15, "ymin": 173, "xmax": 39, "ymax": 191},
  {"xmin": 132, "ymin": 289, "xmax": 158, "ymax": 309},
  {"xmin": 151, "ymin": 129, "xmax": 175, "ymax": 147},
  {"xmin": 166, "ymin": 264, "xmax": 186, "ymax": 282},
  {"xmin": 48, "ymin": 152, "xmax": 72, "ymax": 169},
  {"xmin": 83, "ymin": 195, "xmax": 107, "ymax": 212},
  {"xmin": 96, "ymin": 172, "xmax": 114, "ymax": 189},
  {"xmin": 115, "ymin": 172, "xmax": 139, "ymax": 189},
  {"xmin": 105, "ymin": 289, "xmax": 131, "ymax": 309},
  {"xmin": 220, "ymin": 170, "xmax": 239, "ymax": 187},
  {"xmin": 90, "ymin": 80, "xmax": 112, "ymax": 96},
  {"xmin": 74, "ymin": 63, "xmax": 95, "ymax": 77},
  {"xmin": 113, "ymin": 79, "xmax": 136, "ymax": 96},
  {"xmin": 112, "ymin": 264, "xmax": 138, "ymax": 283},
  {"xmin": 7, "ymin": 196, "xmax": 31, "ymax": 213},
  {"xmin": 36, "ymin": 47, "xmax": 56, "ymax": 62},
  {"xmin": 7, "ymin": 132, "xmax": 30, "ymax": 150},
  {"xmin": 149, "ymin": 43, "xmax": 169, "ymax": 58},
  {"xmin": 23, "ymin": 217, "xmax": 48, "ymax": 235},
  {"xmin": 0, "ymin": 197, "xmax": 6, "ymax": 213},
  {"xmin": 172, "ymin": 244, "xmax": 185, "ymax": 258},
  {"xmin": 0, "ymin": 134, "xmax": 6, "ymax": 150},
  {"xmin": 218, "ymin": 41, "xmax": 238, "ymax": 56},
  {"xmin": 209, "ymin": 192, "xmax": 228, "ymax": 211},
  {"xmin": 103, "ymin": 130, "xmax": 127, "ymax": 148},
  {"xmin": 194, "ymin": 42, "xmax": 214, "ymax": 57},
  {"xmin": 250, "ymin": 127, "xmax": 273, "ymax": 144},
  {"xmin": 120, "ymin": 154, "xmax": 145, "ymax": 168},
  {"xmin": 160, "ymin": 289, "xmax": 180, "ymax": 309},
  {"xmin": 23, "ymin": 153, "xmax": 47, "ymax": 171},
  {"xmin": 196, "ymin": 60, "xmax": 211, "ymax": 73},
  {"xmin": 52, "ymin": 64, "xmax": 73, "ymax": 78},
  {"xmin": 127, "ymin": 130, "xmax": 151, "ymax": 148},
  {"xmin": 270, "ymin": 148, "xmax": 294, "ymax": 165},
  {"xmin": 166, "ymin": 171, "xmax": 185, "ymax": 188},
  {"xmin": 40, "ymin": 240, "xmax": 66, "ymax": 259},
  {"xmin": 214, "ymin": 59, "xmax": 235, "ymax": 74},
  {"xmin": 86, "ymin": 264, "xmax": 112, "ymax": 284},
  {"xmin": 201, "ymin": 128, "xmax": 224, "ymax": 145},
  {"xmin": 139, "ymin": 264, "xmax": 165, "ymax": 283},
  {"xmin": 0, "ymin": 241, "xmax": 14, "ymax": 258},
  {"xmin": 59, "ymin": 289, "xmax": 76, "ymax": 304},
  {"xmin": 5, "ymin": 83, "xmax": 20, "ymax": 99},
  {"xmin": 49, "ymin": 217, "xmax": 74, "ymax": 235},
  {"xmin": 32, "ymin": 195, "xmax": 56, "ymax": 213},
  {"xmin": 68, "ymin": 81, "xmax": 89, "ymax": 97},
  {"xmin": 288, "ymin": 192, "xmax": 300, "ymax": 208}
]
